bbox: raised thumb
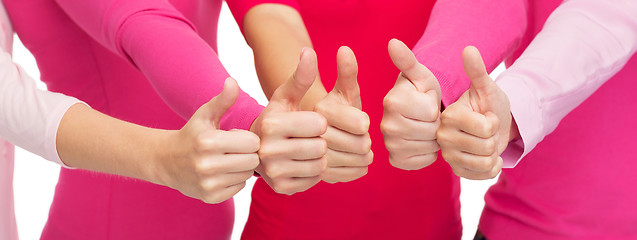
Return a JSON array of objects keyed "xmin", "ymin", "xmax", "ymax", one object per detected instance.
[
  {"xmin": 270, "ymin": 47, "xmax": 318, "ymax": 110},
  {"xmin": 388, "ymin": 38, "xmax": 437, "ymax": 93},
  {"xmin": 463, "ymin": 46, "xmax": 496, "ymax": 113},
  {"xmin": 197, "ymin": 77, "xmax": 239, "ymax": 129},
  {"xmin": 334, "ymin": 46, "xmax": 361, "ymax": 106}
]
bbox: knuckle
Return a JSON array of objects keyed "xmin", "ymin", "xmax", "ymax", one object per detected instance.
[
  {"xmin": 469, "ymin": 158, "xmax": 490, "ymax": 172},
  {"xmin": 363, "ymin": 151, "xmax": 374, "ymax": 165},
  {"xmin": 244, "ymin": 133, "xmax": 261, "ymax": 152},
  {"xmin": 380, "ymin": 121, "xmax": 400, "ymax": 137},
  {"xmin": 313, "ymin": 101, "xmax": 329, "ymax": 115},
  {"xmin": 356, "ymin": 167, "xmax": 369, "ymax": 179},
  {"xmin": 247, "ymin": 154, "xmax": 260, "ymax": 170},
  {"xmin": 273, "ymin": 181, "xmax": 295, "ymax": 195},
  {"xmin": 484, "ymin": 138, "xmax": 497, "ymax": 155},
  {"xmin": 383, "ymin": 94, "xmax": 400, "ymax": 111},
  {"xmin": 264, "ymin": 165, "xmax": 285, "ymax": 179},
  {"xmin": 260, "ymin": 117, "xmax": 279, "ymax": 136},
  {"xmin": 193, "ymin": 159, "xmax": 209, "ymax": 175},
  {"xmin": 258, "ymin": 144, "xmax": 280, "ymax": 160},
  {"xmin": 313, "ymin": 139, "xmax": 328, "ymax": 157},
  {"xmin": 435, "ymin": 129, "xmax": 448, "ymax": 145},
  {"xmin": 353, "ymin": 136, "xmax": 372, "ymax": 155},
  {"xmin": 439, "ymin": 111, "xmax": 453, "ymax": 125},
  {"xmin": 483, "ymin": 124, "xmax": 495, "ymax": 137},
  {"xmin": 194, "ymin": 133, "xmax": 214, "ymax": 151},
  {"xmin": 313, "ymin": 114, "xmax": 329, "ymax": 135}
]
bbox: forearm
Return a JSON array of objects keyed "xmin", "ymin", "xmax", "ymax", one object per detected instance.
[
  {"xmin": 243, "ymin": 3, "xmax": 326, "ymax": 110},
  {"xmin": 55, "ymin": 0, "xmax": 262, "ymax": 130},
  {"xmin": 56, "ymin": 103, "xmax": 172, "ymax": 185},
  {"xmin": 413, "ymin": 0, "xmax": 528, "ymax": 107}
]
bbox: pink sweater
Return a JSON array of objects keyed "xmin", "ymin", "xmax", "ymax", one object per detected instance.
[
  {"xmin": 2, "ymin": 0, "xmax": 263, "ymax": 239},
  {"xmin": 481, "ymin": 0, "xmax": 637, "ymax": 239}
]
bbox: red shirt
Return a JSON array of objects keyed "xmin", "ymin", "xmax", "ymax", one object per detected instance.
[{"xmin": 228, "ymin": 0, "xmax": 527, "ymax": 239}]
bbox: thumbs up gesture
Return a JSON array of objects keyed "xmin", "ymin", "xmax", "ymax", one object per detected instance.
[
  {"xmin": 251, "ymin": 48, "xmax": 329, "ymax": 195},
  {"xmin": 381, "ymin": 39, "xmax": 442, "ymax": 170},
  {"xmin": 159, "ymin": 77, "xmax": 260, "ymax": 204},
  {"xmin": 314, "ymin": 46, "xmax": 373, "ymax": 183},
  {"xmin": 436, "ymin": 46, "xmax": 512, "ymax": 180}
]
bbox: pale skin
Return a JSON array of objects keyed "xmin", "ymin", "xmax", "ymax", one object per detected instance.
[
  {"xmin": 436, "ymin": 46, "xmax": 519, "ymax": 180},
  {"xmin": 381, "ymin": 39, "xmax": 442, "ymax": 170},
  {"xmin": 382, "ymin": 42, "xmax": 520, "ymax": 179},
  {"xmin": 57, "ymin": 50, "xmax": 330, "ymax": 201},
  {"xmin": 249, "ymin": 48, "xmax": 329, "ymax": 194},
  {"xmin": 58, "ymin": 78, "xmax": 260, "ymax": 204},
  {"xmin": 243, "ymin": 4, "xmax": 373, "ymax": 184}
]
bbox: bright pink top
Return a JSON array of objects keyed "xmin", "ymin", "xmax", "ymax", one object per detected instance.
[
  {"xmin": 227, "ymin": 0, "xmax": 527, "ymax": 239},
  {"xmin": 3, "ymin": 0, "xmax": 263, "ymax": 239},
  {"xmin": 481, "ymin": 0, "xmax": 637, "ymax": 239}
]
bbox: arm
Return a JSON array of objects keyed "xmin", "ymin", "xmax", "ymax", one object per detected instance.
[
  {"xmin": 436, "ymin": 0, "xmax": 637, "ymax": 180},
  {"xmin": 228, "ymin": 0, "xmax": 373, "ymax": 184},
  {"xmin": 412, "ymin": 0, "xmax": 528, "ymax": 107},
  {"xmin": 54, "ymin": 0, "xmax": 262, "ymax": 130},
  {"xmin": 496, "ymin": 0, "xmax": 637, "ymax": 167},
  {"xmin": 382, "ymin": 0, "xmax": 527, "ymax": 171},
  {"xmin": 54, "ymin": 0, "xmax": 332, "ymax": 194},
  {"xmin": 1, "ymin": 50, "xmax": 259, "ymax": 202},
  {"xmin": 227, "ymin": 1, "xmax": 326, "ymax": 110}
]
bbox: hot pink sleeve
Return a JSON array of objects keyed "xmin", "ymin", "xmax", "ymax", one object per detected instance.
[
  {"xmin": 54, "ymin": 0, "xmax": 263, "ymax": 130},
  {"xmin": 496, "ymin": 0, "xmax": 637, "ymax": 167},
  {"xmin": 412, "ymin": 0, "xmax": 528, "ymax": 107},
  {"xmin": 225, "ymin": 0, "xmax": 299, "ymax": 32}
]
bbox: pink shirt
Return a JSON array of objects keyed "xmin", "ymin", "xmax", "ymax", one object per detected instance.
[
  {"xmin": 3, "ymin": 0, "xmax": 263, "ymax": 239},
  {"xmin": 481, "ymin": 0, "xmax": 637, "ymax": 239},
  {"xmin": 0, "ymin": 3, "xmax": 80, "ymax": 240}
]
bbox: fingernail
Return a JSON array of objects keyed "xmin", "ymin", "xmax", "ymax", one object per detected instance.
[{"xmin": 301, "ymin": 47, "xmax": 308, "ymax": 59}]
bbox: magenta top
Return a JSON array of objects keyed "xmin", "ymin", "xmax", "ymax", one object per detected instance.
[
  {"xmin": 3, "ymin": 0, "xmax": 262, "ymax": 239},
  {"xmin": 481, "ymin": 0, "xmax": 637, "ymax": 239}
]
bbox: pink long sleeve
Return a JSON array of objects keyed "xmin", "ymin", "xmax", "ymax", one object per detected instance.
[
  {"xmin": 496, "ymin": 0, "xmax": 637, "ymax": 168},
  {"xmin": 54, "ymin": 0, "xmax": 263, "ymax": 130},
  {"xmin": 412, "ymin": 0, "xmax": 528, "ymax": 107}
]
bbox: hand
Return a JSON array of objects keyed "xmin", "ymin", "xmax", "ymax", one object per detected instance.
[
  {"xmin": 436, "ymin": 46, "xmax": 511, "ymax": 180},
  {"xmin": 251, "ymin": 48, "xmax": 328, "ymax": 195},
  {"xmin": 157, "ymin": 78, "xmax": 260, "ymax": 204},
  {"xmin": 314, "ymin": 46, "xmax": 373, "ymax": 183},
  {"xmin": 381, "ymin": 39, "xmax": 442, "ymax": 170}
]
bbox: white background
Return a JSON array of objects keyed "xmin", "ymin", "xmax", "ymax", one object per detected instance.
[{"xmin": 12, "ymin": 3, "xmax": 502, "ymax": 240}]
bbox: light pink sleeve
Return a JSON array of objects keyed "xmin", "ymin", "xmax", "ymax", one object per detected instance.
[
  {"xmin": 0, "ymin": 51, "xmax": 81, "ymax": 167},
  {"xmin": 496, "ymin": 0, "xmax": 637, "ymax": 167},
  {"xmin": 54, "ymin": 0, "xmax": 263, "ymax": 130},
  {"xmin": 412, "ymin": 0, "xmax": 528, "ymax": 107}
]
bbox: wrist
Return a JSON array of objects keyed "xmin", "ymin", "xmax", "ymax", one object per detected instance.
[{"xmin": 146, "ymin": 130, "xmax": 180, "ymax": 187}]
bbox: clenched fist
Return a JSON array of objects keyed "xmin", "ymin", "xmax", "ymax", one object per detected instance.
[
  {"xmin": 437, "ymin": 46, "xmax": 512, "ymax": 180},
  {"xmin": 251, "ymin": 48, "xmax": 329, "ymax": 195},
  {"xmin": 381, "ymin": 39, "xmax": 442, "ymax": 170}
]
